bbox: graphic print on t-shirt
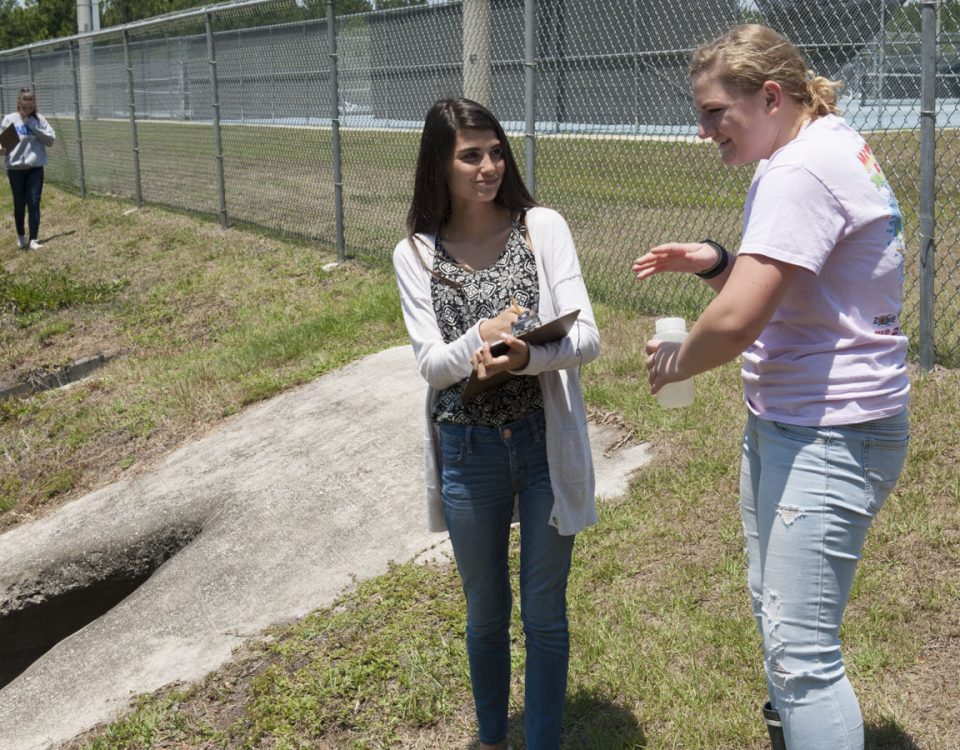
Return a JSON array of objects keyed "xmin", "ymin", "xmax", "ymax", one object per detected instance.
[
  {"xmin": 858, "ymin": 143, "xmax": 905, "ymax": 248},
  {"xmin": 858, "ymin": 143, "xmax": 905, "ymax": 336}
]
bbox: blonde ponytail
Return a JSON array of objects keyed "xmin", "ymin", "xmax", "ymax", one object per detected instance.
[
  {"xmin": 806, "ymin": 74, "xmax": 843, "ymax": 116},
  {"xmin": 691, "ymin": 25, "xmax": 843, "ymax": 117}
]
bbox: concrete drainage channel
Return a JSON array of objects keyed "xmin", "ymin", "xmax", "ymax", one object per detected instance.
[
  {"xmin": 0, "ymin": 524, "xmax": 202, "ymax": 690},
  {"xmin": 1, "ymin": 351, "xmax": 132, "ymax": 688},
  {"xmin": 0, "ymin": 346, "xmax": 654, "ymax": 750},
  {"xmin": 0, "ymin": 353, "xmax": 118, "ymax": 402}
]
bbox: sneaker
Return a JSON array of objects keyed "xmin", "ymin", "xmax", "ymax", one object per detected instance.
[
  {"xmin": 28, "ymin": 239, "xmax": 42, "ymax": 250},
  {"xmin": 17, "ymin": 235, "xmax": 26, "ymax": 249}
]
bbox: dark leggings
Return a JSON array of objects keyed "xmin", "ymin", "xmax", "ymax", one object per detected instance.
[{"xmin": 8, "ymin": 166, "xmax": 44, "ymax": 241}]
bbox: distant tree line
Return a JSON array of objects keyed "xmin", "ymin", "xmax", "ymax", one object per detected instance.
[{"xmin": 0, "ymin": 0, "xmax": 426, "ymax": 50}]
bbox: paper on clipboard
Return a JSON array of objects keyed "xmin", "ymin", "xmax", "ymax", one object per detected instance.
[
  {"xmin": 461, "ymin": 308, "xmax": 580, "ymax": 401},
  {"xmin": 0, "ymin": 123, "xmax": 19, "ymax": 151}
]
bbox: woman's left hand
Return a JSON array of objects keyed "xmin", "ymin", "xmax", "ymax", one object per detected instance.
[
  {"xmin": 645, "ymin": 338, "xmax": 686, "ymax": 395},
  {"xmin": 472, "ymin": 335, "xmax": 530, "ymax": 380}
]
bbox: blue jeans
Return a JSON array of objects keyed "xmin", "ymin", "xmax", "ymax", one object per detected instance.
[
  {"xmin": 740, "ymin": 410, "xmax": 909, "ymax": 750},
  {"xmin": 439, "ymin": 409, "xmax": 574, "ymax": 749},
  {"xmin": 7, "ymin": 167, "xmax": 44, "ymax": 241}
]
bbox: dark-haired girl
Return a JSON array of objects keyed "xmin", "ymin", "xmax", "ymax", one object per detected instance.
[{"xmin": 393, "ymin": 98, "xmax": 599, "ymax": 750}]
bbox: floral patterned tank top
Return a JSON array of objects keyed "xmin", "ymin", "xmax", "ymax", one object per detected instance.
[{"xmin": 431, "ymin": 217, "xmax": 543, "ymax": 426}]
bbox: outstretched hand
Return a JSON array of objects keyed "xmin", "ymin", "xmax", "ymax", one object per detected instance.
[{"xmin": 632, "ymin": 241, "xmax": 719, "ymax": 279}]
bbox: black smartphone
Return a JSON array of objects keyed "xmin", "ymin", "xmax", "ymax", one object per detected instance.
[{"xmin": 489, "ymin": 340, "xmax": 510, "ymax": 357}]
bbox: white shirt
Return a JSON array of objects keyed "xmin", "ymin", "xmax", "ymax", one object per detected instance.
[
  {"xmin": 1, "ymin": 111, "xmax": 56, "ymax": 169},
  {"xmin": 738, "ymin": 115, "xmax": 909, "ymax": 425},
  {"xmin": 393, "ymin": 206, "xmax": 601, "ymax": 535}
]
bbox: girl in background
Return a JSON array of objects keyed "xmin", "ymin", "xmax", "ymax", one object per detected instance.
[{"xmin": 1, "ymin": 87, "xmax": 56, "ymax": 250}]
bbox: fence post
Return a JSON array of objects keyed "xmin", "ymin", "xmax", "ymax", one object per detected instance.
[
  {"xmin": 524, "ymin": 0, "xmax": 536, "ymax": 196},
  {"xmin": 69, "ymin": 41, "xmax": 87, "ymax": 198},
  {"xmin": 463, "ymin": 0, "xmax": 492, "ymax": 107},
  {"xmin": 122, "ymin": 30, "xmax": 143, "ymax": 208},
  {"xmin": 919, "ymin": 0, "xmax": 937, "ymax": 370},
  {"xmin": 205, "ymin": 12, "xmax": 228, "ymax": 230},
  {"xmin": 179, "ymin": 53, "xmax": 189, "ymax": 120},
  {"xmin": 327, "ymin": 0, "xmax": 345, "ymax": 262}
]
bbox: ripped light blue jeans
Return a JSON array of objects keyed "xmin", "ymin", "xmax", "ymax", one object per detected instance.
[{"xmin": 740, "ymin": 410, "xmax": 909, "ymax": 750}]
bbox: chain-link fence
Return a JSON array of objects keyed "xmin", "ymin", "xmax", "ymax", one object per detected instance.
[{"xmin": 1, "ymin": 0, "xmax": 957, "ymax": 366}]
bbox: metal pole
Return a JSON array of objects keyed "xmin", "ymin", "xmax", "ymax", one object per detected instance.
[
  {"xmin": 327, "ymin": 0, "xmax": 345, "ymax": 262},
  {"xmin": 69, "ymin": 41, "xmax": 87, "ymax": 198},
  {"xmin": 26, "ymin": 49, "xmax": 34, "ymax": 93},
  {"xmin": 179, "ymin": 55, "xmax": 189, "ymax": 120},
  {"xmin": 463, "ymin": 0, "xmax": 492, "ymax": 107},
  {"xmin": 878, "ymin": 0, "xmax": 886, "ymax": 128},
  {"xmin": 524, "ymin": 0, "xmax": 536, "ymax": 196},
  {"xmin": 77, "ymin": 0, "xmax": 97, "ymax": 118},
  {"xmin": 122, "ymin": 30, "xmax": 143, "ymax": 208},
  {"xmin": 206, "ymin": 13, "xmax": 228, "ymax": 229},
  {"xmin": 555, "ymin": 0, "xmax": 565, "ymax": 128},
  {"xmin": 918, "ymin": 0, "xmax": 937, "ymax": 370}
]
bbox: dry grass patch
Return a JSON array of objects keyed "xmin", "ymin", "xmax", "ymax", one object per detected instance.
[{"xmin": 0, "ymin": 186, "xmax": 406, "ymax": 530}]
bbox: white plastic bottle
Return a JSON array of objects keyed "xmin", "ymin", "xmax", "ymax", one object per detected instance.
[{"xmin": 653, "ymin": 317, "xmax": 695, "ymax": 408}]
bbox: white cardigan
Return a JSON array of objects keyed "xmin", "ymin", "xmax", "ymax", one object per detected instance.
[{"xmin": 392, "ymin": 206, "xmax": 600, "ymax": 536}]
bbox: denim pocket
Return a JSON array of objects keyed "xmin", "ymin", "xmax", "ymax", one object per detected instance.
[
  {"xmin": 771, "ymin": 420, "xmax": 828, "ymax": 444},
  {"xmin": 864, "ymin": 435, "xmax": 909, "ymax": 514},
  {"xmin": 439, "ymin": 432, "xmax": 467, "ymax": 466}
]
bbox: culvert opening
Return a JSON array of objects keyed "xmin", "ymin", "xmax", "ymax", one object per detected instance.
[
  {"xmin": 0, "ymin": 571, "xmax": 152, "ymax": 689},
  {"xmin": 0, "ymin": 352, "xmax": 119, "ymax": 402},
  {"xmin": 0, "ymin": 524, "xmax": 201, "ymax": 690}
]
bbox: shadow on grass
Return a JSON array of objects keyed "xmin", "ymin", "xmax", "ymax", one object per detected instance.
[
  {"xmin": 866, "ymin": 719, "xmax": 923, "ymax": 749},
  {"xmin": 37, "ymin": 229, "xmax": 77, "ymax": 245},
  {"xmin": 470, "ymin": 688, "xmax": 645, "ymax": 749}
]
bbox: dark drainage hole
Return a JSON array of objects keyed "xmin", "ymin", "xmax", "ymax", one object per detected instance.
[
  {"xmin": 0, "ymin": 524, "xmax": 201, "ymax": 690},
  {"xmin": 0, "ymin": 571, "xmax": 151, "ymax": 690}
]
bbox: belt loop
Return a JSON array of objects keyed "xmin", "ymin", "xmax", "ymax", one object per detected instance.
[{"xmin": 464, "ymin": 425, "xmax": 474, "ymax": 454}]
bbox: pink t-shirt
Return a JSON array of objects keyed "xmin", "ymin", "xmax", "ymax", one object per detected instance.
[{"xmin": 738, "ymin": 114, "xmax": 909, "ymax": 426}]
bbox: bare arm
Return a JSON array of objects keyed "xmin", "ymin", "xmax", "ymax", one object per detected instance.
[
  {"xmin": 632, "ymin": 241, "xmax": 735, "ymax": 292},
  {"xmin": 646, "ymin": 254, "xmax": 798, "ymax": 393}
]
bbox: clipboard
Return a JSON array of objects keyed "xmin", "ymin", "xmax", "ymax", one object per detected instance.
[
  {"xmin": 0, "ymin": 123, "xmax": 19, "ymax": 151},
  {"xmin": 461, "ymin": 308, "xmax": 581, "ymax": 401}
]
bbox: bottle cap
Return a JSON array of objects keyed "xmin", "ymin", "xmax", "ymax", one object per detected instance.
[{"xmin": 655, "ymin": 317, "xmax": 686, "ymax": 334}]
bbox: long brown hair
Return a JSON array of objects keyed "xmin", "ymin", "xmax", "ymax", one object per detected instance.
[
  {"xmin": 690, "ymin": 24, "xmax": 842, "ymax": 117},
  {"xmin": 406, "ymin": 98, "xmax": 535, "ymax": 240}
]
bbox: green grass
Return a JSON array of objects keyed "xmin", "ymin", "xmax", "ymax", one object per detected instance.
[
  {"xmin": 3, "ymin": 188, "xmax": 957, "ymax": 747},
  {"xmin": 60, "ymin": 313, "xmax": 960, "ymax": 748},
  {"xmin": 0, "ymin": 192, "xmax": 937, "ymax": 747},
  {"xmin": 0, "ymin": 267, "xmax": 127, "ymax": 317},
  {"xmin": 0, "ymin": 187, "xmax": 407, "ymax": 524}
]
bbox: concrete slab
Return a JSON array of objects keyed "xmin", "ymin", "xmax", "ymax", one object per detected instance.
[{"xmin": 0, "ymin": 345, "xmax": 651, "ymax": 750}]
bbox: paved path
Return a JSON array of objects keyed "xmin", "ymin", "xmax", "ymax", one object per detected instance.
[{"xmin": 0, "ymin": 346, "xmax": 651, "ymax": 750}]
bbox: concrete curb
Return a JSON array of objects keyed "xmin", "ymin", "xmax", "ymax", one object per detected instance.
[{"xmin": 0, "ymin": 353, "xmax": 118, "ymax": 402}]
